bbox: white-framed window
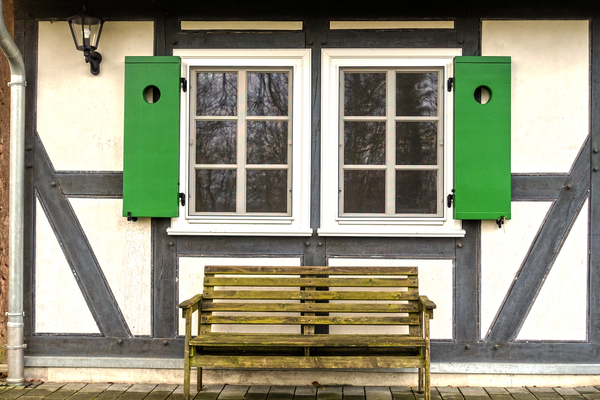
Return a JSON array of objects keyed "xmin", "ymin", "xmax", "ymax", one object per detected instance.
[
  {"xmin": 319, "ymin": 48, "xmax": 466, "ymax": 237},
  {"xmin": 167, "ymin": 49, "xmax": 312, "ymax": 236}
]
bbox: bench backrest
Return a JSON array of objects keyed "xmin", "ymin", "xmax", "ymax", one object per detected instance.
[{"xmin": 200, "ymin": 266, "xmax": 422, "ymax": 337}]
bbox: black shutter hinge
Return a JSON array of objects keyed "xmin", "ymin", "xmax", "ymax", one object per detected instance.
[
  {"xmin": 447, "ymin": 189, "xmax": 455, "ymax": 208},
  {"xmin": 496, "ymin": 215, "xmax": 505, "ymax": 229},
  {"xmin": 126, "ymin": 212, "xmax": 137, "ymax": 222},
  {"xmin": 181, "ymin": 77, "xmax": 187, "ymax": 92},
  {"xmin": 179, "ymin": 192, "xmax": 186, "ymax": 207},
  {"xmin": 447, "ymin": 77, "xmax": 454, "ymax": 92}
]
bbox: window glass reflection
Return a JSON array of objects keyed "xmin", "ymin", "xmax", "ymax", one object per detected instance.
[
  {"xmin": 396, "ymin": 122, "xmax": 437, "ymax": 165},
  {"xmin": 246, "ymin": 170, "xmax": 287, "ymax": 213},
  {"xmin": 344, "ymin": 170, "xmax": 385, "ymax": 213},
  {"xmin": 396, "ymin": 72, "xmax": 438, "ymax": 116},
  {"xmin": 247, "ymin": 73, "xmax": 289, "ymax": 116},
  {"xmin": 195, "ymin": 169, "xmax": 236, "ymax": 212},
  {"xmin": 395, "ymin": 170, "xmax": 437, "ymax": 214},
  {"xmin": 247, "ymin": 121, "xmax": 288, "ymax": 165},
  {"xmin": 344, "ymin": 73, "xmax": 386, "ymax": 116},
  {"xmin": 196, "ymin": 72, "xmax": 238, "ymax": 116},
  {"xmin": 196, "ymin": 121, "xmax": 237, "ymax": 164},
  {"xmin": 344, "ymin": 121, "xmax": 386, "ymax": 165}
]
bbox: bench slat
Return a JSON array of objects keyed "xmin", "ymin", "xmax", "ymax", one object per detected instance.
[
  {"xmin": 203, "ymin": 290, "xmax": 419, "ymax": 301},
  {"xmin": 193, "ymin": 355, "xmax": 424, "ymax": 369},
  {"xmin": 202, "ymin": 303, "xmax": 419, "ymax": 313},
  {"xmin": 201, "ymin": 315, "xmax": 419, "ymax": 325},
  {"xmin": 204, "ymin": 277, "xmax": 418, "ymax": 288},
  {"xmin": 205, "ymin": 266, "xmax": 418, "ymax": 276},
  {"xmin": 190, "ymin": 333, "xmax": 425, "ymax": 347}
]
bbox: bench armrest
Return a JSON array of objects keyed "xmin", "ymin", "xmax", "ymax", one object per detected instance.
[
  {"xmin": 179, "ymin": 294, "xmax": 203, "ymax": 312},
  {"xmin": 419, "ymin": 295, "xmax": 436, "ymax": 319}
]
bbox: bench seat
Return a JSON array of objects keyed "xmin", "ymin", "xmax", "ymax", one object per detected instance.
[{"xmin": 190, "ymin": 333, "xmax": 427, "ymax": 347}]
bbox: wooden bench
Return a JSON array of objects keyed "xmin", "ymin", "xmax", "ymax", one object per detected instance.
[{"xmin": 179, "ymin": 266, "xmax": 436, "ymax": 400}]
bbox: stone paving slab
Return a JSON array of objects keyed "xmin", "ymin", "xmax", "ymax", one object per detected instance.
[{"xmin": 0, "ymin": 383, "xmax": 598, "ymax": 400}]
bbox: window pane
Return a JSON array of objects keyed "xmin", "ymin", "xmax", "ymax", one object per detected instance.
[
  {"xmin": 247, "ymin": 121, "xmax": 288, "ymax": 165},
  {"xmin": 196, "ymin": 121, "xmax": 237, "ymax": 164},
  {"xmin": 344, "ymin": 73, "xmax": 386, "ymax": 116},
  {"xmin": 246, "ymin": 170, "xmax": 287, "ymax": 213},
  {"xmin": 196, "ymin": 72, "xmax": 237, "ymax": 116},
  {"xmin": 247, "ymin": 72, "xmax": 289, "ymax": 116},
  {"xmin": 396, "ymin": 122, "xmax": 438, "ymax": 165},
  {"xmin": 195, "ymin": 170, "xmax": 236, "ymax": 212},
  {"xmin": 344, "ymin": 170, "xmax": 385, "ymax": 213},
  {"xmin": 396, "ymin": 72, "xmax": 438, "ymax": 116},
  {"xmin": 344, "ymin": 121, "xmax": 386, "ymax": 165},
  {"xmin": 396, "ymin": 170, "xmax": 437, "ymax": 214}
]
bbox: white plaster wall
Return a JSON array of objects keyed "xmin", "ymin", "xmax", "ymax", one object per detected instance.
[
  {"xmin": 37, "ymin": 21, "xmax": 153, "ymax": 171},
  {"xmin": 178, "ymin": 257, "xmax": 302, "ymax": 336},
  {"xmin": 482, "ymin": 20, "xmax": 589, "ymax": 173},
  {"xmin": 69, "ymin": 198, "xmax": 152, "ymax": 336},
  {"xmin": 327, "ymin": 258, "xmax": 453, "ymax": 340},
  {"xmin": 480, "ymin": 201, "xmax": 552, "ymax": 339},
  {"xmin": 517, "ymin": 200, "xmax": 588, "ymax": 340},
  {"xmin": 34, "ymin": 199, "xmax": 100, "ymax": 334}
]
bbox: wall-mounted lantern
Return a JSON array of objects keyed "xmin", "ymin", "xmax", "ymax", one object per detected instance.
[{"xmin": 67, "ymin": 11, "xmax": 104, "ymax": 75}]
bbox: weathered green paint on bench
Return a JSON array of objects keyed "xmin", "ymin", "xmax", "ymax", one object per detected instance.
[{"xmin": 179, "ymin": 266, "xmax": 436, "ymax": 400}]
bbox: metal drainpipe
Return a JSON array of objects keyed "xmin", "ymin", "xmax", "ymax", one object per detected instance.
[{"xmin": 0, "ymin": 0, "xmax": 26, "ymax": 387}]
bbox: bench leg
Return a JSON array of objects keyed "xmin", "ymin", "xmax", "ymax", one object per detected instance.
[
  {"xmin": 184, "ymin": 353, "xmax": 191, "ymax": 400},
  {"xmin": 418, "ymin": 367, "xmax": 424, "ymax": 393},
  {"xmin": 197, "ymin": 367, "xmax": 203, "ymax": 391}
]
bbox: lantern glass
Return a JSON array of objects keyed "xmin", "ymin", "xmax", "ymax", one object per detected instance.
[{"xmin": 68, "ymin": 13, "xmax": 103, "ymax": 52}]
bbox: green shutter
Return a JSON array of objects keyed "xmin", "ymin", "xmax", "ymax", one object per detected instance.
[
  {"xmin": 123, "ymin": 56, "xmax": 181, "ymax": 218},
  {"xmin": 453, "ymin": 56, "xmax": 511, "ymax": 220}
]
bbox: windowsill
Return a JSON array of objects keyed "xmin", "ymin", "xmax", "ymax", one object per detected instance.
[
  {"xmin": 167, "ymin": 222, "xmax": 313, "ymax": 236},
  {"xmin": 317, "ymin": 226, "xmax": 466, "ymax": 237}
]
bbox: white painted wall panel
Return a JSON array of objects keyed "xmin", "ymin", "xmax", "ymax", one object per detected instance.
[
  {"xmin": 517, "ymin": 200, "xmax": 588, "ymax": 341},
  {"xmin": 178, "ymin": 257, "xmax": 302, "ymax": 336},
  {"xmin": 327, "ymin": 258, "xmax": 453, "ymax": 340},
  {"xmin": 482, "ymin": 20, "xmax": 589, "ymax": 173},
  {"xmin": 35, "ymin": 199, "xmax": 100, "ymax": 334},
  {"xmin": 37, "ymin": 21, "xmax": 153, "ymax": 171},
  {"xmin": 69, "ymin": 198, "xmax": 152, "ymax": 336},
  {"xmin": 480, "ymin": 202, "xmax": 552, "ymax": 339}
]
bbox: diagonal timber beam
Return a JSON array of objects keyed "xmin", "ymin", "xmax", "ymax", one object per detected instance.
[
  {"xmin": 34, "ymin": 134, "xmax": 130, "ymax": 338},
  {"xmin": 486, "ymin": 137, "xmax": 590, "ymax": 342}
]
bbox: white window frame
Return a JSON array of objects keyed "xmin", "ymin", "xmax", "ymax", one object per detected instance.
[
  {"xmin": 168, "ymin": 49, "xmax": 312, "ymax": 236},
  {"xmin": 319, "ymin": 48, "xmax": 466, "ymax": 237}
]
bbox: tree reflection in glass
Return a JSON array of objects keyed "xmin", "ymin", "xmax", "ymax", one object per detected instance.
[
  {"xmin": 247, "ymin": 121, "xmax": 287, "ymax": 165},
  {"xmin": 196, "ymin": 121, "xmax": 236, "ymax": 165},
  {"xmin": 344, "ymin": 73, "xmax": 386, "ymax": 116},
  {"xmin": 396, "ymin": 72, "xmax": 438, "ymax": 116},
  {"xmin": 396, "ymin": 122, "xmax": 437, "ymax": 165},
  {"xmin": 247, "ymin": 170, "xmax": 287, "ymax": 213},
  {"xmin": 195, "ymin": 170, "xmax": 236, "ymax": 212},
  {"xmin": 247, "ymin": 73, "xmax": 289, "ymax": 116},
  {"xmin": 396, "ymin": 170, "xmax": 437, "ymax": 214},
  {"xmin": 344, "ymin": 122, "xmax": 386, "ymax": 165},
  {"xmin": 196, "ymin": 72, "xmax": 237, "ymax": 116},
  {"xmin": 344, "ymin": 170, "xmax": 385, "ymax": 213}
]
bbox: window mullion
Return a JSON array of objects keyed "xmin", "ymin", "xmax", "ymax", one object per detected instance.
[
  {"xmin": 385, "ymin": 70, "xmax": 396, "ymax": 215},
  {"xmin": 237, "ymin": 69, "xmax": 247, "ymax": 214}
]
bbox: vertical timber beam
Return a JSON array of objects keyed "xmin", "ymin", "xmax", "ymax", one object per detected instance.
[
  {"xmin": 18, "ymin": 17, "xmax": 35, "ymax": 341},
  {"xmin": 304, "ymin": 16, "xmax": 327, "ymax": 268},
  {"xmin": 151, "ymin": 18, "xmax": 178, "ymax": 338},
  {"xmin": 453, "ymin": 18, "xmax": 481, "ymax": 344},
  {"xmin": 590, "ymin": 19, "xmax": 600, "ymax": 344},
  {"xmin": 454, "ymin": 220, "xmax": 480, "ymax": 342}
]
